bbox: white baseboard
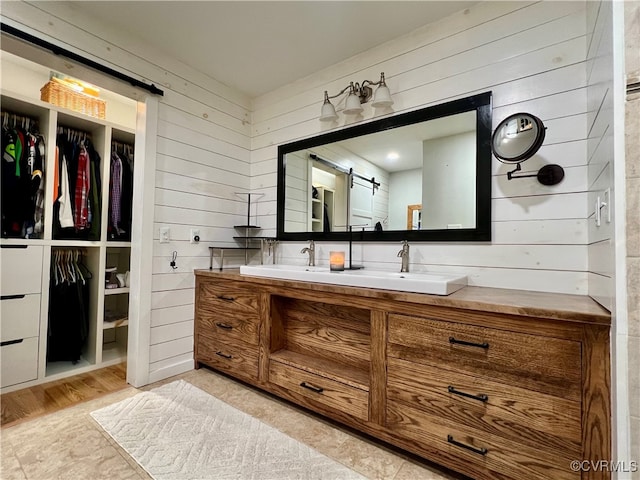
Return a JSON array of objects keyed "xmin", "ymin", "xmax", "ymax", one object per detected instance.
[{"xmin": 148, "ymin": 358, "xmax": 194, "ymax": 384}]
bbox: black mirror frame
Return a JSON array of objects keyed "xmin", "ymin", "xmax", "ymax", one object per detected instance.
[{"xmin": 276, "ymin": 91, "xmax": 493, "ymax": 243}]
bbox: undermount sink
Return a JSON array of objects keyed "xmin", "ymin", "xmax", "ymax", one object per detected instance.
[{"xmin": 239, "ymin": 264, "xmax": 467, "ymax": 295}]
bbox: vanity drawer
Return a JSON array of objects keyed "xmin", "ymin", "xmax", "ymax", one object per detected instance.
[
  {"xmin": 1, "ymin": 294, "xmax": 41, "ymax": 342},
  {"xmin": 386, "ymin": 400, "xmax": 579, "ymax": 480},
  {"xmin": 386, "ymin": 357, "xmax": 582, "ymax": 457},
  {"xmin": 269, "ymin": 360, "xmax": 369, "ymax": 421},
  {"xmin": 1, "ymin": 336, "xmax": 39, "ymax": 388},
  {"xmin": 197, "ymin": 332, "xmax": 259, "ymax": 382},
  {"xmin": 197, "ymin": 305, "xmax": 260, "ymax": 345},
  {"xmin": 0, "ymin": 245, "xmax": 43, "ymax": 295},
  {"xmin": 198, "ymin": 280, "xmax": 260, "ymax": 316},
  {"xmin": 387, "ymin": 314, "xmax": 582, "ymax": 400}
]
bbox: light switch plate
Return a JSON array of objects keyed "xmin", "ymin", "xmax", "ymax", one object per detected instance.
[{"xmin": 160, "ymin": 227, "xmax": 170, "ymax": 243}]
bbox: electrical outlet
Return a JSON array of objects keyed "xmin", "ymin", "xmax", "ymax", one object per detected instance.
[
  {"xmin": 160, "ymin": 227, "xmax": 170, "ymax": 243},
  {"xmin": 190, "ymin": 229, "xmax": 200, "ymax": 244}
]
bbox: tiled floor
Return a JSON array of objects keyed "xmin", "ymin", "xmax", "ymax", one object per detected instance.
[{"xmin": 1, "ymin": 368, "xmax": 461, "ymax": 480}]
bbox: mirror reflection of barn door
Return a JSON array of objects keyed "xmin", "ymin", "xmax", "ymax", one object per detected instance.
[{"xmin": 349, "ymin": 177, "xmax": 374, "ymax": 228}]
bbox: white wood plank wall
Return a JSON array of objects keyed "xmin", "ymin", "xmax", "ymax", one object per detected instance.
[
  {"xmin": 586, "ymin": 0, "xmax": 615, "ymax": 311},
  {"xmin": 251, "ymin": 1, "xmax": 593, "ymax": 295},
  {"xmin": 1, "ymin": 1, "xmax": 252, "ymax": 382}
]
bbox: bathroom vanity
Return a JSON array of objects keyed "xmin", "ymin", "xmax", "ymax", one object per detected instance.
[{"xmin": 194, "ymin": 269, "xmax": 611, "ymax": 480}]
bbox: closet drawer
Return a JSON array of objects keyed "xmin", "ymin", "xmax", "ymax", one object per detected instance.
[
  {"xmin": 0, "ymin": 245, "xmax": 43, "ymax": 295},
  {"xmin": 0, "ymin": 294, "xmax": 40, "ymax": 342},
  {"xmin": 387, "ymin": 313, "xmax": 581, "ymax": 400},
  {"xmin": 0, "ymin": 336, "xmax": 39, "ymax": 388}
]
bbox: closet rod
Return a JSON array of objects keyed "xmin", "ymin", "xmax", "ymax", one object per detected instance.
[{"xmin": 1, "ymin": 23, "xmax": 164, "ymax": 97}]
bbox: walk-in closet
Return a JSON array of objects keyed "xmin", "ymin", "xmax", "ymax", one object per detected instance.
[{"xmin": 0, "ymin": 51, "xmax": 138, "ymax": 391}]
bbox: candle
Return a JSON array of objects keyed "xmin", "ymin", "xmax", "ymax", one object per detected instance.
[{"xmin": 330, "ymin": 251, "xmax": 345, "ymax": 271}]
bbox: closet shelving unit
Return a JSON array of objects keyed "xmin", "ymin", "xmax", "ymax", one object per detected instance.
[
  {"xmin": 0, "ymin": 89, "xmax": 135, "ymax": 391},
  {"xmin": 309, "ymin": 185, "xmax": 335, "ymax": 232},
  {"xmin": 209, "ymin": 192, "xmax": 275, "ymax": 270}
]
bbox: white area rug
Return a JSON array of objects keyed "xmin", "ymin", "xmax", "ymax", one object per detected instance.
[{"xmin": 91, "ymin": 379, "xmax": 366, "ymax": 480}]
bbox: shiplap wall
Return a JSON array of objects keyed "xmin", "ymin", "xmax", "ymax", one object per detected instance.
[
  {"xmin": 586, "ymin": 0, "xmax": 615, "ymax": 310},
  {"xmin": 251, "ymin": 1, "xmax": 591, "ymax": 295},
  {"xmin": 1, "ymin": 1, "xmax": 252, "ymax": 383}
]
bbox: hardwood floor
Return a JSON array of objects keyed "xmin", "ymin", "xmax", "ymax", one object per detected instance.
[{"xmin": 0, "ymin": 363, "xmax": 128, "ymax": 428}]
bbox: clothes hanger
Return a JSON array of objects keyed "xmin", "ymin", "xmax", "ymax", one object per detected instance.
[
  {"xmin": 73, "ymin": 250, "xmax": 85, "ymax": 284},
  {"xmin": 67, "ymin": 251, "xmax": 77, "ymax": 284},
  {"xmin": 53, "ymin": 250, "xmax": 59, "ymax": 285},
  {"xmin": 55, "ymin": 250, "xmax": 66, "ymax": 285}
]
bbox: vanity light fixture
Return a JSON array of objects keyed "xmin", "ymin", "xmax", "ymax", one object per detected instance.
[
  {"xmin": 492, "ymin": 112, "xmax": 564, "ymax": 186},
  {"xmin": 320, "ymin": 72, "xmax": 393, "ymax": 122}
]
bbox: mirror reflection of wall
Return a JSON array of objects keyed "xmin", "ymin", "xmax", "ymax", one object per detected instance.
[
  {"xmin": 389, "ymin": 169, "xmax": 421, "ymax": 230},
  {"xmin": 283, "ymin": 151, "xmax": 309, "ymax": 232},
  {"xmin": 422, "ymin": 129, "xmax": 476, "ymax": 230}
]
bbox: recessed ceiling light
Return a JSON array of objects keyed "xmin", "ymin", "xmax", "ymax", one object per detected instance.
[{"xmin": 387, "ymin": 152, "xmax": 399, "ymax": 161}]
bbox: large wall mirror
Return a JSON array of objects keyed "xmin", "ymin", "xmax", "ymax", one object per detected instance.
[{"xmin": 276, "ymin": 92, "xmax": 492, "ymax": 242}]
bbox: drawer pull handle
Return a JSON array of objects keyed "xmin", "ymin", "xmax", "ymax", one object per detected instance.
[
  {"xmin": 0, "ymin": 245, "xmax": 28, "ymax": 249},
  {"xmin": 215, "ymin": 322, "xmax": 233, "ymax": 330},
  {"xmin": 217, "ymin": 295, "xmax": 235, "ymax": 302},
  {"xmin": 0, "ymin": 339, "xmax": 24, "ymax": 347},
  {"xmin": 300, "ymin": 382, "xmax": 324, "ymax": 394},
  {"xmin": 447, "ymin": 435, "xmax": 488, "ymax": 456},
  {"xmin": 1, "ymin": 294, "xmax": 26, "ymax": 300},
  {"xmin": 449, "ymin": 336, "xmax": 489, "ymax": 349},
  {"xmin": 448, "ymin": 386, "xmax": 488, "ymax": 403},
  {"xmin": 215, "ymin": 351, "xmax": 233, "ymax": 359}
]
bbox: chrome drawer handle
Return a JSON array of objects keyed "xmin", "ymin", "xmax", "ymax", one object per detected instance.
[
  {"xmin": 217, "ymin": 295, "xmax": 235, "ymax": 302},
  {"xmin": 449, "ymin": 336, "xmax": 489, "ymax": 349},
  {"xmin": 215, "ymin": 322, "xmax": 233, "ymax": 330},
  {"xmin": 447, "ymin": 435, "xmax": 488, "ymax": 456},
  {"xmin": 1, "ymin": 294, "xmax": 26, "ymax": 300},
  {"xmin": 0, "ymin": 339, "xmax": 24, "ymax": 347},
  {"xmin": 300, "ymin": 382, "xmax": 324, "ymax": 394},
  {"xmin": 215, "ymin": 351, "xmax": 232, "ymax": 359},
  {"xmin": 448, "ymin": 386, "xmax": 488, "ymax": 403}
]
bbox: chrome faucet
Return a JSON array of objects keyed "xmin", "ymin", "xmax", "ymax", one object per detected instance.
[
  {"xmin": 301, "ymin": 240, "xmax": 315, "ymax": 266},
  {"xmin": 397, "ymin": 240, "xmax": 409, "ymax": 273}
]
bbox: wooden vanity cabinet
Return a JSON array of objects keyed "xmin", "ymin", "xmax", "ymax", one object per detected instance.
[
  {"xmin": 194, "ymin": 278, "xmax": 262, "ymax": 383},
  {"xmin": 194, "ymin": 271, "xmax": 611, "ymax": 480}
]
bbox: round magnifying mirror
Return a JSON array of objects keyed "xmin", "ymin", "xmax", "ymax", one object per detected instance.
[{"xmin": 492, "ymin": 113, "xmax": 546, "ymax": 164}]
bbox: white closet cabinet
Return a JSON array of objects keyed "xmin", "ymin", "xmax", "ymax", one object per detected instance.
[
  {"xmin": 0, "ymin": 90, "xmax": 135, "ymax": 392},
  {"xmin": 309, "ymin": 186, "xmax": 334, "ymax": 232}
]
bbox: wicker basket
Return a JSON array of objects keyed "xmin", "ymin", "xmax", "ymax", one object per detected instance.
[{"xmin": 40, "ymin": 79, "xmax": 106, "ymax": 119}]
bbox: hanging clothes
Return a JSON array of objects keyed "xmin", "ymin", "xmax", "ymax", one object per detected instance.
[
  {"xmin": 53, "ymin": 129, "xmax": 101, "ymax": 240},
  {"xmin": 1, "ymin": 111, "xmax": 45, "ymax": 238},
  {"xmin": 58, "ymin": 153, "xmax": 74, "ymax": 228},
  {"xmin": 74, "ymin": 142, "xmax": 91, "ymax": 230},
  {"xmin": 47, "ymin": 249, "xmax": 92, "ymax": 364},
  {"xmin": 109, "ymin": 151, "xmax": 122, "ymax": 233},
  {"xmin": 108, "ymin": 142, "xmax": 134, "ymax": 241}
]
